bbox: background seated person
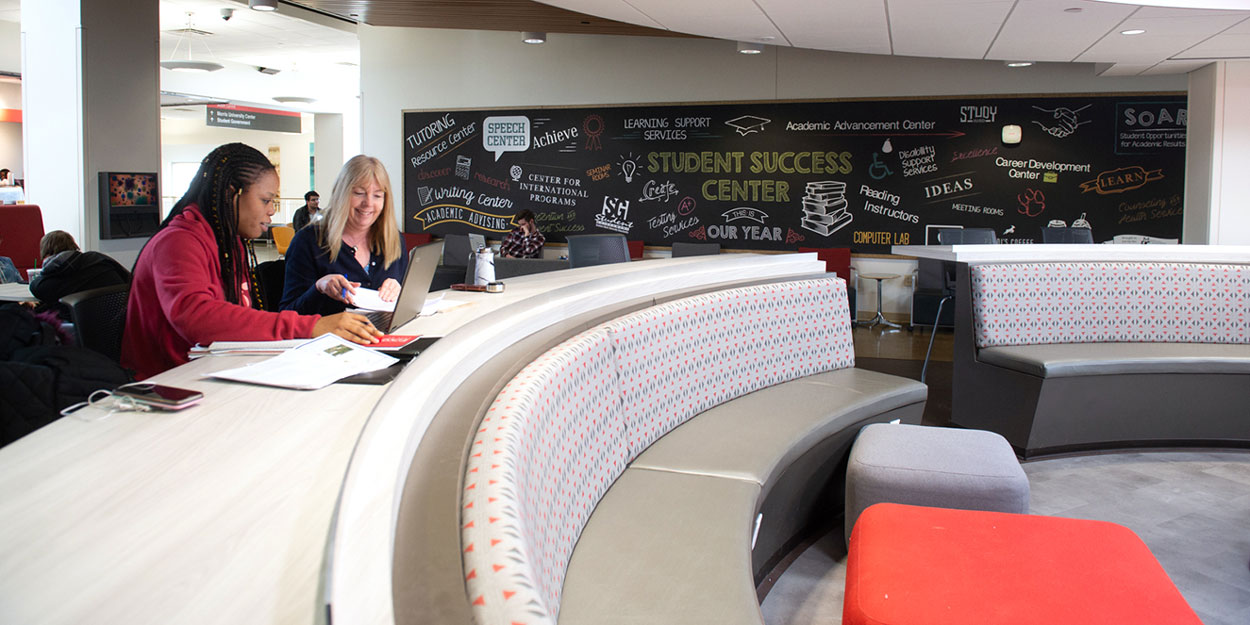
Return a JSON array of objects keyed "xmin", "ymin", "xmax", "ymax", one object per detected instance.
[
  {"xmin": 29, "ymin": 230, "xmax": 131, "ymax": 320},
  {"xmin": 500, "ymin": 209, "xmax": 545, "ymax": 259},
  {"xmin": 122, "ymin": 143, "xmax": 380, "ymax": 380},
  {"xmin": 280, "ymin": 155, "xmax": 407, "ymax": 316},
  {"xmin": 292, "ymin": 190, "xmax": 320, "ymax": 231}
]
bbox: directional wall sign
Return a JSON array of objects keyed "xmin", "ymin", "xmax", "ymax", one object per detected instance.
[{"xmin": 207, "ymin": 104, "xmax": 301, "ymax": 134}]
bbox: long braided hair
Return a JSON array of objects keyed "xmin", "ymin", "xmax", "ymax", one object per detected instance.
[{"xmin": 155, "ymin": 143, "xmax": 276, "ymax": 309}]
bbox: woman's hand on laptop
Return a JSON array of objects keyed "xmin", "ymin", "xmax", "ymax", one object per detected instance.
[
  {"xmin": 378, "ymin": 278, "xmax": 401, "ymax": 302},
  {"xmin": 316, "ymin": 274, "xmax": 360, "ymax": 305},
  {"xmin": 313, "ymin": 312, "xmax": 382, "ymax": 344}
]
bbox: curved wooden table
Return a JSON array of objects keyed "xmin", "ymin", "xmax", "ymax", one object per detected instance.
[{"xmin": 0, "ymin": 254, "xmax": 824, "ymax": 625}]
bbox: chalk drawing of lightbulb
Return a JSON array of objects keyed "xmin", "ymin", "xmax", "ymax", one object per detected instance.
[
  {"xmin": 617, "ymin": 153, "xmax": 640, "ymax": 183},
  {"xmin": 881, "ymin": 138, "xmax": 893, "ymax": 154},
  {"xmin": 621, "ymin": 160, "xmax": 637, "ymax": 183}
]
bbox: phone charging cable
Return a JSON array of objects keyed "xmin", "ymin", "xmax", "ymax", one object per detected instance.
[{"xmin": 60, "ymin": 385, "xmax": 154, "ymax": 421}]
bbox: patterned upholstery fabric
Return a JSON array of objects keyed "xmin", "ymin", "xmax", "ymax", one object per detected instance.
[
  {"xmin": 971, "ymin": 262, "xmax": 1250, "ymax": 348},
  {"xmin": 461, "ymin": 278, "xmax": 852, "ymax": 625},
  {"xmin": 605, "ymin": 279, "xmax": 854, "ymax": 458},
  {"xmin": 462, "ymin": 329, "xmax": 625, "ymax": 625}
]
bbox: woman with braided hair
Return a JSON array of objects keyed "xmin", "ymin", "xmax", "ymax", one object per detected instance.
[{"xmin": 122, "ymin": 143, "xmax": 380, "ymax": 379}]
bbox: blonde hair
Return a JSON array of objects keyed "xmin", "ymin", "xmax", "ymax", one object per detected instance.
[{"xmin": 320, "ymin": 155, "xmax": 402, "ymax": 267}]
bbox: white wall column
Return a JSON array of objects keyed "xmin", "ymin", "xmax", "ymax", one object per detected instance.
[
  {"xmin": 1184, "ymin": 61, "xmax": 1250, "ymax": 245},
  {"xmin": 313, "ymin": 112, "xmax": 344, "ymax": 195},
  {"xmin": 21, "ymin": 0, "xmax": 159, "ymax": 265}
]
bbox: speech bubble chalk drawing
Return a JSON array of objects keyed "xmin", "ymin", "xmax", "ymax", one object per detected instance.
[{"xmin": 483, "ymin": 116, "xmax": 531, "ymax": 161}]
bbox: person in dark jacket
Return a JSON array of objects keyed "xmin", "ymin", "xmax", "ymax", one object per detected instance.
[
  {"xmin": 291, "ymin": 190, "xmax": 320, "ymax": 231},
  {"xmin": 29, "ymin": 235, "xmax": 131, "ymax": 320}
]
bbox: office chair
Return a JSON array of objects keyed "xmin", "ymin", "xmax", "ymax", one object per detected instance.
[
  {"xmin": 271, "ymin": 226, "xmax": 295, "ymax": 257},
  {"xmin": 440, "ymin": 234, "xmax": 474, "ymax": 268},
  {"xmin": 403, "ymin": 232, "xmax": 433, "ymax": 250},
  {"xmin": 566, "ymin": 234, "xmax": 631, "ymax": 268},
  {"xmin": 0, "ymin": 204, "xmax": 45, "ymax": 280},
  {"xmin": 937, "ymin": 227, "xmax": 997, "ymax": 245},
  {"xmin": 1041, "ymin": 227, "xmax": 1094, "ymax": 244},
  {"xmin": 671, "ymin": 242, "xmax": 721, "ymax": 257},
  {"xmin": 922, "ymin": 228, "xmax": 997, "ymax": 382},
  {"xmin": 61, "ymin": 283, "xmax": 130, "ymax": 363},
  {"xmin": 254, "ymin": 259, "xmax": 286, "ymax": 312},
  {"xmin": 627, "ymin": 240, "xmax": 645, "ymax": 260}
]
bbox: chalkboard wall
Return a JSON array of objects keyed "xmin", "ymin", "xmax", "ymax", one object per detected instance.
[{"xmin": 402, "ymin": 94, "xmax": 1186, "ymax": 253}]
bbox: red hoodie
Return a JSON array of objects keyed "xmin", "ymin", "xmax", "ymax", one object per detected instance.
[{"xmin": 122, "ymin": 205, "xmax": 319, "ymax": 379}]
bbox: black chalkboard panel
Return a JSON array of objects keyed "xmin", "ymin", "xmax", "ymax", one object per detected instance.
[{"xmin": 403, "ymin": 94, "xmax": 1186, "ymax": 253}]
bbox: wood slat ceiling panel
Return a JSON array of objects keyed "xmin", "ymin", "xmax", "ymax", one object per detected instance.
[{"xmin": 288, "ymin": 0, "xmax": 690, "ymax": 37}]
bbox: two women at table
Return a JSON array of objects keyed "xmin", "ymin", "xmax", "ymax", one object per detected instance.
[{"xmin": 122, "ymin": 144, "xmax": 402, "ymax": 379}]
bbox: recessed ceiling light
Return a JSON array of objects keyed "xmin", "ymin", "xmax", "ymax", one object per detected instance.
[
  {"xmin": 249, "ymin": 0, "xmax": 277, "ymax": 11},
  {"xmin": 1121, "ymin": 29, "xmax": 1147, "ymax": 35},
  {"xmin": 737, "ymin": 41, "xmax": 764, "ymax": 55},
  {"xmin": 522, "ymin": 31, "xmax": 546, "ymax": 44},
  {"xmin": 1005, "ymin": 61, "xmax": 1034, "ymax": 68}
]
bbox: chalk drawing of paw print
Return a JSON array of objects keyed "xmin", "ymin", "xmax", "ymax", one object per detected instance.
[{"xmin": 1017, "ymin": 188, "xmax": 1046, "ymax": 217}]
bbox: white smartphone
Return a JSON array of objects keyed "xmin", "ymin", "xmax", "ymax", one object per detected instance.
[{"xmin": 114, "ymin": 383, "xmax": 204, "ymax": 411}]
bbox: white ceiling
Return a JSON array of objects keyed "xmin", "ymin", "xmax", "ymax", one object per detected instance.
[
  {"xmin": 5, "ymin": 0, "xmax": 1250, "ymax": 117},
  {"xmin": 539, "ymin": 0, "xmax": 1250, "ymax": 76},
  {"xmin": 157, "ymin": 0, "xmax": 358, "ymax": 117}
]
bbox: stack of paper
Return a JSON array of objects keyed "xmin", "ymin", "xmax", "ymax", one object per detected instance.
[
  {"xmin": 189, "ymin": 339, "xmax": 309, "ymax": 358},
  {"xmin": 207, "ymin": 334, "xmax": 398, "ymax": 390},
  {"xmin": 801, "ymin": 181, "xmax": 853, "ymax": 236}
]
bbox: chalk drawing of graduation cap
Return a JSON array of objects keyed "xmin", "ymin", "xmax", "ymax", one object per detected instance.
[{"xmin": 725, "ymin": 115, "xmax": 771, "ymax": 136}]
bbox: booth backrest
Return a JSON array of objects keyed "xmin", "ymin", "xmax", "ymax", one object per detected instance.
[
  {"xmin": 461, "ymin": 278, "xmax": 852, "ymax": 625},
  {"xmin": 605, "ymin": 279, "xmax": 854, "ymax": 456},
  {"xmin": 970, "ymin": 262, "xmax": 1250, "ymax": 348}
]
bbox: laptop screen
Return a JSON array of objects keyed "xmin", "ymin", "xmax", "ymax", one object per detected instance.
[{"xmin": 387, "ymin": 241, "xmax": 444, "ymax": 330}]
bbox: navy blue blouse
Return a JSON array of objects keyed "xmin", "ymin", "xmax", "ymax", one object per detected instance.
[{"xmin": 279, "ymin": 225, "xmax": 408, "ymax": 316}]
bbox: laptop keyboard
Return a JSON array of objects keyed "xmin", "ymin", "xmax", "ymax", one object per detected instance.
[{"xmin": 364, "ymin": 309, "xmax": 392, "ymax": 331}]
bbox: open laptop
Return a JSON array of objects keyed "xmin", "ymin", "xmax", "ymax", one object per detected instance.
[{"xmin": 356, "ymin": 240, "xmax": 443, "ymax": 333}]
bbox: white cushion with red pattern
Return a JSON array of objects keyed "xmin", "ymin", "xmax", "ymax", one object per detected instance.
[
  {"xmin": 461, "ymin": 278, "xmax": 851, "ymax": 625},
  {"xmin": 971, "ymin": 262, "xmax": 1250, "ymax": 348},
  {"xmin": 604, "ymin": 279, "xmax": 854, "ymax": 460},
  {"xmin": 461, "ymin": 328, "xmax": 625, "ymax": 625}
]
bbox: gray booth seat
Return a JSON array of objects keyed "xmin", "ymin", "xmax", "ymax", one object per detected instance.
[
  {"xmin": 979, "ymin": 342, "xmax": 1250, "ymax": 377},
  {"xmin": 953, "ymin": 261, "xmax": 1250, "ymax": 458},
  {"xmin": 560, "ymin": 368, "xmax": 925, "ymax": 625}
]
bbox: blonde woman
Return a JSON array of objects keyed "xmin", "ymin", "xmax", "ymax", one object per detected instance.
[{"xmin": 280, "ymin": 155, "xmax": 407, "ymax": 315}]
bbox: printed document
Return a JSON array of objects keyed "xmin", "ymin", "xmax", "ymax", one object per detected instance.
[{"xmin": 207, "ymin": 334, "xmax": 398, "ymax": 390}]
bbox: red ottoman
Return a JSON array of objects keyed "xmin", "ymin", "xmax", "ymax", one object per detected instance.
[{"xmin": 844, "ymin": 503, "xmax": 1202, "ymax": 625}]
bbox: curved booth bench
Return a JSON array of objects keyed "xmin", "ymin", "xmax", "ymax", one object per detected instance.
[
  {"xmin": 459, "ymin": 279, "xmax": 926, "ymax": 624},
  {"xmin": 954, "ymin": 261, "xmax": 1250, "ymax": 458},
  {"xmin": 328, "ymin": 254, "xmax": 842, "ymax": 624}
]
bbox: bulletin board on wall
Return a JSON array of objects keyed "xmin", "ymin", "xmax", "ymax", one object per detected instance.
[{"xmin": 401, "ymin": 93, "xmax": 1187, "ymax": 253}]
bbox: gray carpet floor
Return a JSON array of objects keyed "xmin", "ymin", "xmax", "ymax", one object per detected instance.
[{"xmin": 760, "ymin": 450, "xmax": 1250, "ymax": 625}]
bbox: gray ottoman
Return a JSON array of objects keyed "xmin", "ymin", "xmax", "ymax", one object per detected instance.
[{"xmin": 844, "ymin": 423, "xmax": 1029, "ymax": 543}]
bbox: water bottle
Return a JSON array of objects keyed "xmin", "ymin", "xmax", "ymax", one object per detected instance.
[{"xmin": 474, "ymin": 246, "xmax": 495, "ymax": 285}]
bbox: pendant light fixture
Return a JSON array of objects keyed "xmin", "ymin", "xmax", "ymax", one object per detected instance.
[{"xmin": 160, "ymin": 13, "xmax": 224, "ymax": 73}]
